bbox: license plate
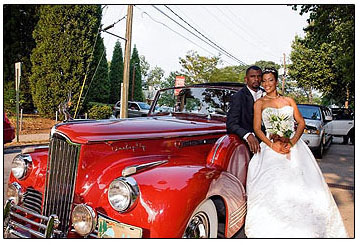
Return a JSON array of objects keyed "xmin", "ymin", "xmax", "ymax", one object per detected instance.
[{"xmin": 97, "ymin": 216, "xmax": 142, "ymax": 238}]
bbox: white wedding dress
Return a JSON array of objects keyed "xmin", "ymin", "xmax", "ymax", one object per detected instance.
[{"xmin": 245, "ymin": 106, "xmax": 348, "ymax": 238}]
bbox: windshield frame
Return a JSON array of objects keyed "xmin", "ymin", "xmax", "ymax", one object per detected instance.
[{"xmin": 149, "ymin": 85, "xmax": 240, "ymax": 118}]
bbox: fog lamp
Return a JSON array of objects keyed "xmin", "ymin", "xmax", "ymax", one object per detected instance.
[
  {"xmin": 7, "ymin": 182, "xmax": 22, "ymax": 205},
  {"xmin": 71, "ymin": 204, "xmax": 96, "ymax": 236}
]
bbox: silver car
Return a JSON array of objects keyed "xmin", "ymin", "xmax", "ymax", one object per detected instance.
[
  {"xmin": 113, "ymin": 101, "xmax": 151, "ymax": 118},
  {"xmin": 297, "ymin": 104, "xmax": 333, "ymax": 158}
]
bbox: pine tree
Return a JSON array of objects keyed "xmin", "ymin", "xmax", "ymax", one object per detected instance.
[
  {"xmin": 128, "ymin": 46, "xmax": 144, "ymax": 102},
  {"xmin": 86, "ymin": 36, "xmax": 110, "ymax": 104},
  {"xmin": 4, "ymin": 5, "xmax": 39, "ymax": 114},
  {"xmin": 30, "ymin": 5, "xmax": 102, "ymax": 117},
  {"xmin": 108, "ymin": 40, "xmax": 124, "ymax": 104}
]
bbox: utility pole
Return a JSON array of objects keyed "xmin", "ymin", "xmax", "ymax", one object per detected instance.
[
  {"xmin": 15, "ymin": 62, "xmax": 21, "ymax": 142},
  {"xmin": 282, "ymin": 53, "xmax": 286, "ymax": 95},
  {"xmin": 120, "ymin": 5, "xmax": 133, "ymax": 118},
  {"xmin": 131, "ymin": 65, "xmax": 136, "ymax": 101}
]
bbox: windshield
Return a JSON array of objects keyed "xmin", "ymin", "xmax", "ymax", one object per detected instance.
[
  {"xmin": 137, "ymin": 102, "xmax": 151, "ymax": 110},
  {"xmin": 297, "ymin": 105, "xmax": 321, "ymax": 120},
  {"xmin": 151, "ymin": 87, "xmax": 236, "ymax": 117}
]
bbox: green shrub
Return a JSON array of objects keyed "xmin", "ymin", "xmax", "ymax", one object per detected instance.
[{"xmin": 88, "ymin": 104, "xmax": 113, "ymax": 120}]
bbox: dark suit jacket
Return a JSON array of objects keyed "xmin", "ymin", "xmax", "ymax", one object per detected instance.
[{"xmin": 226, "ymin": 86, "xmax": 258, "ymax": 140}]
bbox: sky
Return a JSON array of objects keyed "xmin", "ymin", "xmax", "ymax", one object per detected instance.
[{"xmin": 101, "ymin": 5, "xmax": 310, "ymax": 77}]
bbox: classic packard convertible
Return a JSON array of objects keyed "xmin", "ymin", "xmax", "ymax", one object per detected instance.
[{"xmin": 4, "ymin": 83, "xmax": 250, "ymax": 238}]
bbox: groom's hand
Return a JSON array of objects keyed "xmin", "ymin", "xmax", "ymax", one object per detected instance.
[{"xmin": 247, "ymin": 134, "xmax": 260, "ymax": 153}]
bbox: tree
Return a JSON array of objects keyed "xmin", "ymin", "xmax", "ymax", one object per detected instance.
[
  {"xmin": 86, "ymin": 36, "xmax": 110, "ymax": 104},
  {"xmin": 3, "ymin": 5, "xmax": 39, "ymax": 113},
  {"xmin": 139, "ymin": 55, "xmax": 150, "ymax": 89},
  {"xmin": 30, "ymin": 5, "xmax": 102, "ymax": 117},
  {"xmin": 128, "ymin": 46, "xmax": 144, "ymax": 102},
  {"xmin": 210, "ymin": 65, "xmax": 245, "ymax": 83},
  {"xmin": 254, "ymin": 60, "xmax": 281, "ymax": 71},
  {"xmin": 146, "ymin": 66, "xmax": 165, "ymax": 88},
  {"xmin": 179, "ymin": 50, "xmax": 220, "ymax": 84},
  {"xmin": 291, "ymin": 5, "xmax": 354, "ymax": 107},
  {"xmin": 108, "ymin": 40, "xmax": 124, "ymax": 104},
  {"xmin": 288, "ymin": 36, "xmax": 338, "ymax": 103}
]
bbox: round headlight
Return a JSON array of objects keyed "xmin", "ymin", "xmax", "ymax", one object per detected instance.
[
  {"xmin": 108, "ymin": 177, "xmax": 139, "ymax": 212},
  {"xmin": 71, "ymin": 204, "xmax": 96, "ymax": 236},
  {"xmin": 7, "ymin": 182, "xmax": 22, "ymax": 205},
  {"xmin": 11, "ymin": 154, "xmax": 32, "ymax": 180}
]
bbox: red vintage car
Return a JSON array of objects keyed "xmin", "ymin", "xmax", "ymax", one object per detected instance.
[
  {"xmin": 4, "ymin": 83, "xmax": 250, "ymax": 238},
  {"xmin": 3, "ymin": 113, "xmax": 15, "ymax": 144}
]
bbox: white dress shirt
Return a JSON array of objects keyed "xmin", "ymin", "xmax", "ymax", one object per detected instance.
[{"xmin": 243, "ymin": 86, "xmax": 263, "ymax": 142}]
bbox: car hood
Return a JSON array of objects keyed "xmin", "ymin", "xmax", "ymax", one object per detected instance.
[
  {"xmin": 304, "ymin": 119, "xmax": 322, "ymax": 129},
  {"xmin": 54, "ymin": 116, "xmax": 226, "ymax": 144}
]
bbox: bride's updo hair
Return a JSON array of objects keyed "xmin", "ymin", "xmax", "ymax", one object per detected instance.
[{"xmin": 262, "ymin": 67, "xmax": 278, "ymax": 81}]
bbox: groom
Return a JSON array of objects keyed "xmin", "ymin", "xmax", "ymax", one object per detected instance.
[{"xmin": 226, "ymin": 66, "xmax": 263, "ymax": 154}]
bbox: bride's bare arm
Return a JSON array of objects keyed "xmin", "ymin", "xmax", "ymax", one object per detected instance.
[
  {"xmin": 253, "ymin": 100, "xmax": 272, "ymax": 147},
  {"xmin": 287, "ymin": 97, "xmax": 305, "ymax": 146}
]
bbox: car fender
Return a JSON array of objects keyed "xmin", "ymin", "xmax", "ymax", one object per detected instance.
[
  {"xmin": 206, "ymin": 134, "xmax": 250, "ymax": 237},
  {"xmin": 92, "ymin": 163, "xmax": 219, "ymax": 237},
  {"xmin": 7, "ymin": 148, "xmax": 49, "ymax": 192}
]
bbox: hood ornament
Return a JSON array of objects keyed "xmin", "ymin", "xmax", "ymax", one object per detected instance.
[{"xmin": 58, "ymin": 91, "xmax": 73, "ymax": 122}]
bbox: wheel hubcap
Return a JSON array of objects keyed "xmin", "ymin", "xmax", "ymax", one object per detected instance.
[{"xmin": 183, "ymin": 212, "xmax": 209, "ymax": 238}]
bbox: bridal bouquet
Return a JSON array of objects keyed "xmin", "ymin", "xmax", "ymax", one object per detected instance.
[
  {"xmin": 267, "ymin": 113, "xmax": 294, "ymax": 140},
  {"xmin": 266, "ymin": 113, "xmax": 294, "ymax": 160}
]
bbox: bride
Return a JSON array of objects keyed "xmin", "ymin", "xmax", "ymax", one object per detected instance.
[{"xmin": 245, "ymin": 67, "xmax": 348, "ymax": 238}]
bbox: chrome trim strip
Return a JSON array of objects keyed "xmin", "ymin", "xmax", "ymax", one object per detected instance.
[
  {"xmin": 229, "ymin": 209, "xmax": 247, "ymax": 228},
  {"xmin": 230, "ymin": 201, "xmax": 247, "ymax": 218},
  {"xmin": 89, "ymin": 131, "xmax": 226, "ymax": 144},
  {"xmin": 14, "ymin": 203, "xmax": 49, "ymax": 221},
  {"xmin": 229, "ymin": 202, "xmax": 247, "ymax": 228},
  {"xmin": 52, "ymin": 130, "xmax": 81, "ymax": 146},
  {"xmin": 10, "ymin": 211, "xmax": 48, "ymax": 229},
  {"xmin": 22, "ymin": 145, "xmax": 49, "ymax": 154},
  {"xmin": 211, "ymin": 135, "xmax": 227, "ymax": 164},
  {"xmin": 4, "ymin": 199, "xmax": 63, "ymax": 238},
  {"xmin": 9, "ymin": 229, "xmax": 29, "ymax": 238},
  {"xmin": 9, "ymin": 220, "xmax": 45, "ymax": 238},
  {"xmin": 122, "ymin": 160, "xmax": 168, "ymax": 177}
]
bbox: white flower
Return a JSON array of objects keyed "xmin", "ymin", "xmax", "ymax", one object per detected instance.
[{"xmin": 266, "ymin": 112, "xmax": 294, "ymax": 138}]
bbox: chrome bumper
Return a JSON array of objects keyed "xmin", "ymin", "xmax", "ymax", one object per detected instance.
[{"xmin": 3, "ymin": 199, "xmax": 62, "ymax": 238}]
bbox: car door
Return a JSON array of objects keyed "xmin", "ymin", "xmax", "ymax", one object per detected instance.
[
  {"xmin": 128, "ymin": 102, "xmax": 142, "ymax": 118},
  {"xmin": 330, "ymin": 109, "xmax": 354, "ymax": 136},
  {"xmin": 321, "ymin": 107, "xmax": 333, "ymax": 142}
]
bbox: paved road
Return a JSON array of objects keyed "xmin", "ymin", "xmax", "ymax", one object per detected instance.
[{"xmin": 3, "ymin": 137, "xmax": 354, "ymax": 238}]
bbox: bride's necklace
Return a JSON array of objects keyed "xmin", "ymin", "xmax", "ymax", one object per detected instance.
[{"xmin": 265, "ymin": 94, "xmax": 280, "ymax": 99}]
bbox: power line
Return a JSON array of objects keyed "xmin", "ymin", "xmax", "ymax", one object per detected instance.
[
  {"xmin": 135, "ymin": 5, "xmax": 234, "ymax": 66},
  {"xmin": 203, "ymin": 6, "xmax": 278, "ymax": 62},
  {"xmin": 223, "ymin": 6, "xmax": 280, "ymax": 59},
  {"xmin": 164, "ymin": 5, "xmax": 247, "ymax": 66},
  {"xmin": 152, "ymin": 5, "xmax": 245, "ymax": 66}
]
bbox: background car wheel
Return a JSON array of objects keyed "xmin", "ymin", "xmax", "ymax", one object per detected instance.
[
  {"xmin": 348, "ymin": 128, "xmax": 355, "ymax": 145},
  {"xmin": 342, "ymin": 135, "xmax": 349, "ymax": 144},
  {"xmin": 315, "ymin": 139, "xmax": 324, "ymax": 159},
  {"xmin": 183, "ymin": 199, "xmax": 218, "ymax": 238}
]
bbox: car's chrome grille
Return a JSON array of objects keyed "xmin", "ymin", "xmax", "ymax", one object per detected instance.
[
  {"xmin": 23, "ymin": 188, "xmax": 43, "ymax": 214},
  {"xmin": 42, "ymin": 133, "xmax": 80, "ymax": 237}
]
